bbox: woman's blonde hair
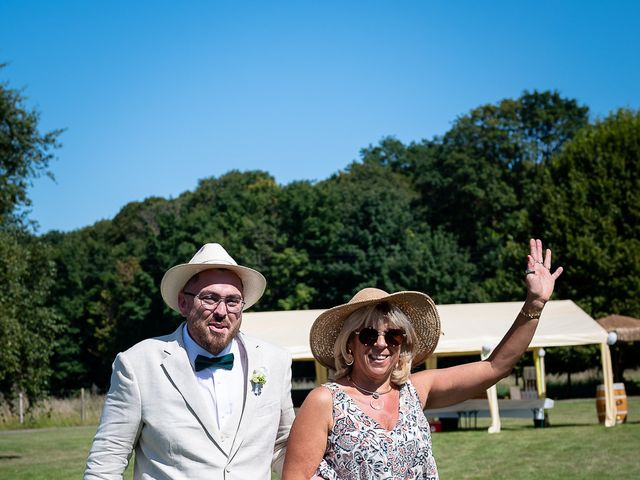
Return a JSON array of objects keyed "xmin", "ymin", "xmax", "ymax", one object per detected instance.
[{"xmin": 333, "ymin": 302, "xmax": 417, "ymax": 385}]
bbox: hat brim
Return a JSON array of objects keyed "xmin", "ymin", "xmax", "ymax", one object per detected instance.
[
  {"xmin": 160, "ymin": 263, "xmax": 266, "ymax": 313},
  {"xmin": 310, "ymin": 291, "xmax": 441, "ymax": 370}
]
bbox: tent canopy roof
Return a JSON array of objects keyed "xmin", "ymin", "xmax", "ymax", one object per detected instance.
[
  {"xmin": 596, "ymin": 314, "xmax": 640, "ymax": 342},
  {"xmin": 241, "ymin": 299, "xmax": 607, "ymax": 361}
]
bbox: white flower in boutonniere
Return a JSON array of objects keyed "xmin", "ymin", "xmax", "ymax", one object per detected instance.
[{"xmin": 251, "ymin": 367, "xmax": 268, "ymax": 395}]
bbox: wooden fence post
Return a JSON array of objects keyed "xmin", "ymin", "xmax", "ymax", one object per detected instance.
[
  {"xmin": 19, "ymin": 392, "xmax": 24, "ymax": 424},
  {"xmin": 81, "ymin": 387, "xmax": 86, "ymax": 423}
]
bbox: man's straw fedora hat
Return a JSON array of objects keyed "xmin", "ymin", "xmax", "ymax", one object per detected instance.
[
  {"xmin": 310, "ymin": 287, "xmax": 441, "ymax": 370},
  {"xmin": 161, "ymin": 243, "xmax": 266, "ymax": 312}
]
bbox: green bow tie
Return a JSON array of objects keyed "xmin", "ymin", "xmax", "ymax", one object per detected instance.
[{"xmin": 194, "ymin": 353, "xmax": 234, "ymax": 372}]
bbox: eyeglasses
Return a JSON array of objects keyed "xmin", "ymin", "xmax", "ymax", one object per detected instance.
[
  {"xmin": 354, "ymin": 327, "xmax": 406, "ymax": 347},
  {"xmin": 183, "ymin": 292, "xmax": 245, "ymax": 313}
]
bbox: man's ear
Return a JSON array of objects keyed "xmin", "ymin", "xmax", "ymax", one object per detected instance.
[{"xmin": 177, "ymin": 291, "xmax": 190, "ymax": 317}]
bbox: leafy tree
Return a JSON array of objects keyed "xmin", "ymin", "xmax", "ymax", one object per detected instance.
[
  {"xmin": 45, "ymin": 196, "xmax": 188, "ymax": 391},
  {"xmin": 424, "ymin": 90, "xmax": 587, "ymax": 250},
  {"xmin": 44, "ymin": 221, "xmax": 119, "ymax": 391},
  {"xmin": 175, "ymin": 170, "xmax": 285, "ymax": 310},
  {"xmin": 361, "ymin": 91, "xmax": 589, "ymax": 302},
  {"xmin": 283, "ymin": 161, "xmax": 477, "ymax": 306},
  {"xmin": 540, "ymin": 109, "xmax": 640, "ymax": 318},
  {"xmin": 0, "ymin": 68, "xmax": 62, "ymax": 404},
  {"xmin": 0, "ymin": 64, "xmax": 63, "ymax": 226},
  {"xmin": 0, "ymin": 228, "xmax": 59, "ymax": 404},
  {"xmin": 273, "ymin": 179, "xmax": 344, "ymax": 306},
  {"xmin": 268, "ymin": 247, "xmax": 316, "ymax": 310}
]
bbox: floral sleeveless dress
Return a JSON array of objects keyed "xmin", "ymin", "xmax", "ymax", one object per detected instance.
[{"xmin": 316, "ymin": 380, "xmax": 439, "ymax": 480}]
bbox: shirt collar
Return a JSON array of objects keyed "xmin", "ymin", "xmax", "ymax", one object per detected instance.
[{"xmin": 182, "ymin": 323, "xmax": 237, "ymax": 370}]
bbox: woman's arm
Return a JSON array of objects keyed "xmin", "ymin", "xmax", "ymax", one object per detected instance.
[
  {"xmin": 282, "ymin": 386, "xmax": 334, "ymax": 480},
  {"xmin": 412, "ymin": 239, "xmax": 563, "ymax": 409}
]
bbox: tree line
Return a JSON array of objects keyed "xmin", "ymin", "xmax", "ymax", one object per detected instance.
[{"xmin": 2, "ymin": 66, "xmax": 639, "ymax": 405}]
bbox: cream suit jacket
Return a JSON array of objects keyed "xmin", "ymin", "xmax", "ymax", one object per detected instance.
[{"xmin": 84, "ymin": 324, "xmax": 295, "ymax": 480}]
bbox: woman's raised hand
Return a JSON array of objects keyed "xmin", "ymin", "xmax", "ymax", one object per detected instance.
[{"xmin": 524, "ymin": 238, "xmax": 563, "ymax": 309}]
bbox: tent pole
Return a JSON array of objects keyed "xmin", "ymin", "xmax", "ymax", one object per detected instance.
[
  {"xmin": 600, "ymin": 342, "xmax": 616, "ymax": 427},
  {"xmin": 481, "ymin": 346, "xmax": 501, "ymax": 433},
  {"xmin": 425, "ymin": 355, "xmax": 437, "ymax": 370},
  {"xmin": 533, "ymin": 348, "xmax": 547, "ymax": 398},
  {"xmin": 486, "ymin": 384, "xmax": 501, "ymax": 433},
  {"xmin": 314, "ymin": 360, "xmax": 328, "ymax": 386}
]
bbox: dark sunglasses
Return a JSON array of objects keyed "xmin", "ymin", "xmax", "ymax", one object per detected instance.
[{"xmin": 354, "ymin": 327, "xmax": 406, "ymax": 347}]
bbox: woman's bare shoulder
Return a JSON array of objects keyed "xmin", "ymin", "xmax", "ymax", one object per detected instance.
[
  {"xmin": 301, "ymin": 384, "xmax": 335, "ymax": 410},
  {"xmin": 293, "ymin": 384, "xmax": 335, "ymax": 433}
]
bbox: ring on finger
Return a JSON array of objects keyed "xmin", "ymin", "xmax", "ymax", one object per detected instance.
[{"xmin": 525, "ymin": 269, "xmax": 536, "ymax": 275}]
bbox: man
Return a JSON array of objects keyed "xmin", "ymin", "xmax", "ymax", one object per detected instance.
[{"xmin": 85, "ymin": 243, "xmax": 295, "ymax": 479}]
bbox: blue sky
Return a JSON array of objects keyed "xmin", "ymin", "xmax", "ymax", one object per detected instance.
[{"xmin": 1, "ymin": 1, "xmax": 638, "ymax": 233}]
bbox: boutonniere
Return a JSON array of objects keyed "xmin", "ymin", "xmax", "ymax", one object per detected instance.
[{"xmin": 251, "ymin": 367, "xmax": 267, "ymax": 395}]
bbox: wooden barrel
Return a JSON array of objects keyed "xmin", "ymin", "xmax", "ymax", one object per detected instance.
[{"xmin": 596, "ymin": 383, "xmax": 628, "ymax": 424}]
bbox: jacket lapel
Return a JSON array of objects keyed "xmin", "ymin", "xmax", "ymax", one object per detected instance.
[
  {"xmin": 229, "ymin": 334, "xmax": 263, "ymax": 458},
  {"xmin": 160, "ymin": 325, "xmax": 228, "ymax": 454}
]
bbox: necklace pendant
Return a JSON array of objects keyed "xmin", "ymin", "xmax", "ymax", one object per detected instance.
[
  {"xmin": 370, "ymin": 397, "xmax": 384, "ymax": 410},
  {"xmin": 347, "ymin": 376, "xmax": 393, "ymax": 411}
]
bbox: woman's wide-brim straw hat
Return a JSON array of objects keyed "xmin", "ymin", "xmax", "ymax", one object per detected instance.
[
  {"xmin": 310, "ymin": 287, "xmax": 441, "ymax": 370},
  {"xmin": 160, "ymin": 243, "xmax": 266, "ymax": 312}
]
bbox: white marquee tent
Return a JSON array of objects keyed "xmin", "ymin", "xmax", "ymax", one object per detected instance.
[{"xmin": 242, "ymin": 299, "xmax": 617, "ymax": 428}]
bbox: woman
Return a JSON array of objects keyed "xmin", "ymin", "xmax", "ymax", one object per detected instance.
[{"xmin": 282, "ymin": 239, "xmax": 563, "ymax": 479}]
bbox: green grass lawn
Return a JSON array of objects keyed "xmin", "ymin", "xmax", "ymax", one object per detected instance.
[
  {"xmin": 431, "ymin": 396, "xmax": 640, "ymax": 479},
  {"xmin": 0, "ymin": 425, "xmax": 133, "ymax": 480},
  {"xmin": 0, "ymin": 398, "xmax": 637, "ymax": 479}
]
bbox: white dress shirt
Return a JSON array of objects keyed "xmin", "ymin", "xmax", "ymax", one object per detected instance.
[{"xmin": 183, "ymin": 324, "xmax": 247, "ymax": 443}]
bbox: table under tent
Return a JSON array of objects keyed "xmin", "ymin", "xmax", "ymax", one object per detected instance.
[{"xmin": 242, "ymin": 299, "xmax": 617, "ymax": 430}]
